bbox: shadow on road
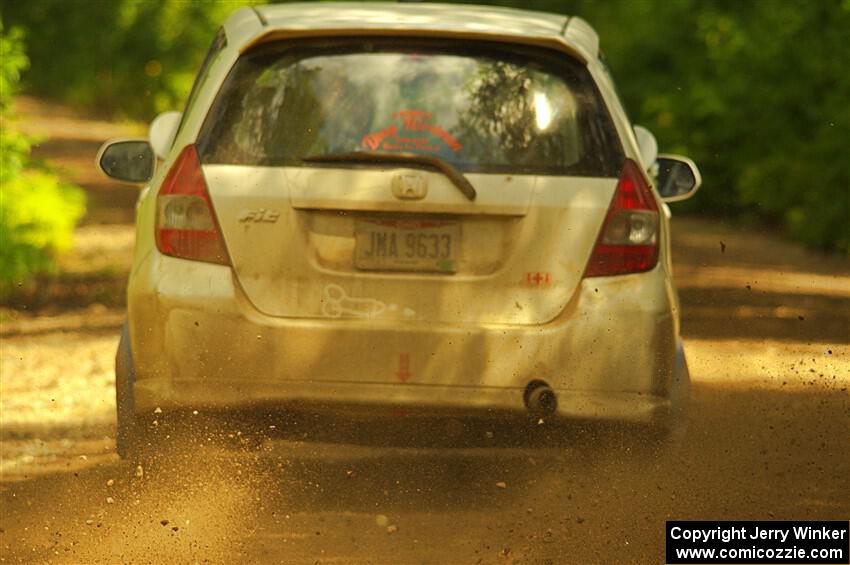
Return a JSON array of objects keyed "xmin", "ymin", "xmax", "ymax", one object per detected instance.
[{"xmin": 680, "ymin": 286, "xmax": 850, "ymax": 342}]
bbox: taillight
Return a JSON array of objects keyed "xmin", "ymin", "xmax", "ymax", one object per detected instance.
[
  {"xmin": 155, "ymin": 145, "xmax": 230, "ymax": 265},
  {"xmin": 584, "ymin": 158, "xmax": 659, "ymax": 277}
]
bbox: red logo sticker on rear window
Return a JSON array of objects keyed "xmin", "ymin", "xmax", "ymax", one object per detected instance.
[{"xmin": 362, "ymin": 110, "xmax": 462, "ymax": 153}]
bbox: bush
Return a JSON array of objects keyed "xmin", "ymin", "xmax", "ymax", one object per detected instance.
[{"xmin": 0, "ymin": 21, "xmax": 85, "ymax": 297}]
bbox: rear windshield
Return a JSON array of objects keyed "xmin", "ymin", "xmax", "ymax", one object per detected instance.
[{"xmin": 198, "ymin": 39, "xmax": 624, "ymax": 177}]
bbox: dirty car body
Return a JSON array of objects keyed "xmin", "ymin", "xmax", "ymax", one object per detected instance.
[{"xmin": 98, "ymin": 3, "xmax": 702, "ymax": 456}]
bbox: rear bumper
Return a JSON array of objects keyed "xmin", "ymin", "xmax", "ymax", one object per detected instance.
[
  {"xmin": 135, "ymin": 379, "xmax": 669, "ymax": 423},
  {"xmin": 128, "ymin": 253, "xmax": 680, "ymax": 424}
]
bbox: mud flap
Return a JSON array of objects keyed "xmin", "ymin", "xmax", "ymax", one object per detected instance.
[
  {"xmin": 115, "ymin": 322, "xmax": 137, "ymax": 458},
  {"xmin": 663, "ymin": 337, "xmax": 691, "ymax": 439}
]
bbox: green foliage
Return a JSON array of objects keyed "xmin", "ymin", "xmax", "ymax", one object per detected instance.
[
  {"xmin": 621, "ymin": 0, "xmax": 849, "ymax": 253},
  {"xmin": 0, "ymin": 20, "xmax": 85, "ymax": 296},
  {"xmin": 2, "ymin": 0, "xmax": 848, "ymax": 252},
  {"xmin": 0, "ymin": 21, "xmax": 26, "ymax": 112},
  {"xmin": 0, "ymin": 170, "xmax": 86, "ymax": 294},
  {"xmin": 0, "ymin": 0, "xmax": 260, "ymax": 119}
]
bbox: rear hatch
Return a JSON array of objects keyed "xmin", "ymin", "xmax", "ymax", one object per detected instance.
[{"xmin": 197, "ymin": 38, "xmax": 624, "ymax": 325}]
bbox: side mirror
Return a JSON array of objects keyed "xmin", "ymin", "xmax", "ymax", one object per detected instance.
[
  {"xmin": 96, "ymin": 139, "xmax": 155, "ymax": 184},
  {"xmin": 149, "ymin": 111, "xmax": 182, "ymax": 160},
  {"xmin": 633, "ymin": 125, "xmax": 658, "ymax": 170},
  {"xmin": 655, "ymin": 154, "xmax": 702, "ymax": 202}
]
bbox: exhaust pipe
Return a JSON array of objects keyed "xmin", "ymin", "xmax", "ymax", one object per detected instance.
[{"xmin": 524, "ymin": 381, "xmax": 557, "ymax": 416}]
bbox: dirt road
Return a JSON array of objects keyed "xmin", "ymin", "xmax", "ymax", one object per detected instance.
[{"xmin": 0, "ymin": 99, "xmax": 848, "ymax": 564}]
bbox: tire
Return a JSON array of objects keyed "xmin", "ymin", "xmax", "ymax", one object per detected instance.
[{"xmin": 115, "ymin": 322, "xmax": 140, "ymax": 459}]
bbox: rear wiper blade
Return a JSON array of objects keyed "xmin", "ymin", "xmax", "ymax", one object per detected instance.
[{"xmin": 303, "ymin": 151, "xmax": 476, "ymax": 201}]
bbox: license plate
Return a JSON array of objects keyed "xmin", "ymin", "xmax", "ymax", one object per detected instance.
[{"xmin": 355, "ymin": 219, "xmax": 459, "ymax": 272}]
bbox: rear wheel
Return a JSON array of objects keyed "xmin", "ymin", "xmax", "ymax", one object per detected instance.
[{"xmin": 609, "ymin": 338, "xmax": 691, "ymax": 453}]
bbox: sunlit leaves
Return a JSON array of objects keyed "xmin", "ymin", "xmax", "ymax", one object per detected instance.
[{"xmin": 0, "ymin": 19, "xmax": 86, "ymax": 295}]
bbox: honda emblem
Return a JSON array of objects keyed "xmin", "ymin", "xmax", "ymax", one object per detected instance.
[{"xmin": 391, "ymin": 173, "xmax": 428, "ymax": 200}]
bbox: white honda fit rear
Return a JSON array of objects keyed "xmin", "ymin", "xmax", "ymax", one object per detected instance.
[{"xmin": 97, "ymin": 3, "xmax": 701, "ymax": 457}]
